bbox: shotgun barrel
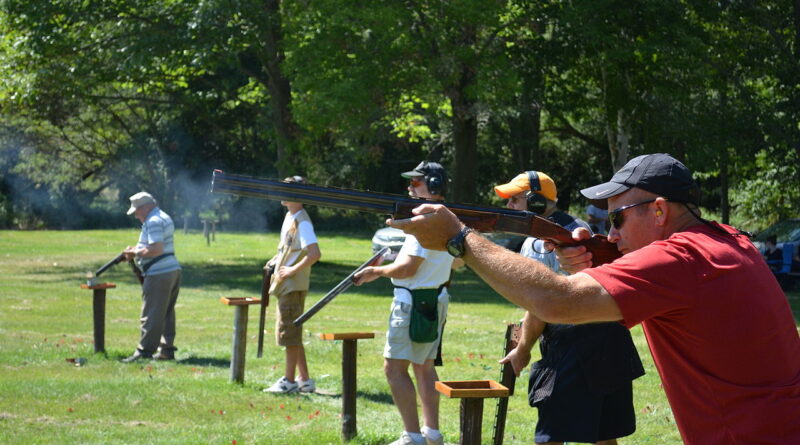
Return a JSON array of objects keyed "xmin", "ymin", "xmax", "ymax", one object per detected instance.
[
  {"xmin": 211, "ymin": 170, "xmax": 621, "ymax": 266},
  {"xmin": 94, "ymin": 253, "xmax": 127, "ymax": 278},
  {"xmin": 293, "ymin": 247, "xmax": 390, "ymax": 326}
]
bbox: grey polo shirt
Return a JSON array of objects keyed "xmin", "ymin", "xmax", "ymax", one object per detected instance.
[{"xmin": 136, "ymin": 207, "xmax": 181, "ymax": 276}]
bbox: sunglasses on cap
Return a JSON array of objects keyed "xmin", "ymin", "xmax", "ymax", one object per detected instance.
[{"xmin": 608, "ymin": 199, "xmax": 657, "ymax": 230}]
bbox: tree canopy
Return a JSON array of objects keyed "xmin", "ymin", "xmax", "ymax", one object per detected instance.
[{"xmin": 1, "ymin": 0, "xmax": 797, "ymax": 230}]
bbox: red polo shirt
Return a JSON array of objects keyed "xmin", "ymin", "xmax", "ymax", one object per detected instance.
[{"xmin": 584, "ymin": 223, "xmax": 800, "ymax": 444}]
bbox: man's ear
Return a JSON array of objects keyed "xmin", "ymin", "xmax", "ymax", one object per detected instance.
[{"xmin": 654, "ymin": 198, "xmax": 668, "ymax": 225}]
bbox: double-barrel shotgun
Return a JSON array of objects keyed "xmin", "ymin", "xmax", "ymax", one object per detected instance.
[
  {"xmin": 492, "ymin": 323, "xmax": 522, "ymax": 445},
  {"xmin": 86, "ymin": 253, "xmax": 144, "ymax": 286},
  {"xmin": 293, "ymin": 247, "xmax": 390, "ymax": 327},
  {"xmin": 257, "ymin": 264, "xmax": 274, "ymax": 358},
  {"xmin": 210, "ymin": 170, "xmax": 621, "ymax": 266}
]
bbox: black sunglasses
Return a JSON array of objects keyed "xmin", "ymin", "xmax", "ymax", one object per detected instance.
[{"xmin": 608, "ymin": 199, "xmax": 657, "ymax": 230}]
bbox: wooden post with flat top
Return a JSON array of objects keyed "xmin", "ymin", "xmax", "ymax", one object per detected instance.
[
  {"xmin": 220, "ymin": 297, "xmax": 261, "ymax": 383},
  {"xmin": 436, "ymin": 380, "xmax": 510, "ymax": 445},
  {"xmin": 80, "ymin": 283, "xmax": 117, "ymax": 353},
  {"xmin": 320, "ymin": 332, "xmax": 374, "ymax": 441}
]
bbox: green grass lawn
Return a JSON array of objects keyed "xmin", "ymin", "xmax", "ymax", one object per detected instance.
[{"xmin": 1, "ymin": 229, "xmax": 797, "ymax": 444}]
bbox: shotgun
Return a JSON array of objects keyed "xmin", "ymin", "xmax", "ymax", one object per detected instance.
[
  {"xmin": 257, "ymin": 264, "xmax": 274, "ymax": 358},
  {"xmin": 129, "ymin": 260, "xmax": 145, "ymax": 285},
  {"xmin": 492, "ymin": 323, "xmax": 522, "ymax": 445},
  {"xmin": 86, "ymin": 253, "xmax": 143, "ymax": 286},
  {"xmin": 293, "ymin": 247, "xmax": 390, "ymax": 326},
  {"xmin": 210, "ymin": 170, "xmax": 621, "ymax": 266},
  {"xmin": 94, "ymin": 253, "xmax": 126, "ymax": 277}
]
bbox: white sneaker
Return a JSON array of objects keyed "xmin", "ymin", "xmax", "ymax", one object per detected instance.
[
  {"xmin": 424, "ymin": 435, "xmax": 444, "ymax": 445},
  {"xmin": 297, "ymin": 378, "xmax": 316, "ymax": 393},
  {"xmin": 263, "ymin": 376, "xmax": 298, "ymax": 393},
  {"xmin": 388, "ymin": 432, "xmax": 425, "ymax": 445}
]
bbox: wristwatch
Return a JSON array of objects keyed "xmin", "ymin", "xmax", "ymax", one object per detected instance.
[{"xmin": 446, "ymin": 226, "xmax": 473, "ymax": 258}]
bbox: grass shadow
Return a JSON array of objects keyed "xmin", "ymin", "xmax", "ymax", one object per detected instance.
[
  {"xmin": 355, "ymin": 389, "xmax": 395, "ymax": 405},
  {"xmin": 176, "ymin": 356, "xmax": 231, "ymax": 368},
  {"xmin": 44, "ymin": 254, "xmax": 513, "ymax": 307}
]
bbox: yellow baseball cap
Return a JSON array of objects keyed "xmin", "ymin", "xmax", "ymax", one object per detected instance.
[{"xmin": 494, "ymin": 171, "xmax": 557, "ymax": 201}]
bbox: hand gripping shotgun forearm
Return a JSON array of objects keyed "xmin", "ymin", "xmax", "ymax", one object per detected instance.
[{"xmin": 210, "ymin": 170, "xmax": 621, "ymax": 266}]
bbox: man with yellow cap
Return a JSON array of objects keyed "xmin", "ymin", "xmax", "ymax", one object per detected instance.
[{"xmin": 494, "ymin": 171, "xmax": 644, "ymax": 445}]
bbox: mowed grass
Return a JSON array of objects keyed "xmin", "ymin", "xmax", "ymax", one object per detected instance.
[{"xmin": 1, "ymin": 229, "xmax": 797, "ymax": 444}]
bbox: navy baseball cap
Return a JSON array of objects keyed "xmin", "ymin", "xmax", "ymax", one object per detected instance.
[
  {"xmin": 581, "ymin": 153, "xmax": 700, "ymax": 209},
  {"xmin": 401, "ymin": 161, "xmax": 446, "ymax": 179}
]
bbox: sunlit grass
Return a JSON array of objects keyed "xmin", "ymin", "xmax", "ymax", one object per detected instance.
[{"xmin": 4, "ymin": 229, "xmax": 794, "ymax": 444}]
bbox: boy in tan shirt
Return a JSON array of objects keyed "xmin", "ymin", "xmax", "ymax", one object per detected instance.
[{"xmin": 263, "ymin": 176, "xmax": 322, "ymax": 393}]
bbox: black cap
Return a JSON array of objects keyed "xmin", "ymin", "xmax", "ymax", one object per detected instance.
[
  {"xmin": 401, "ymin": 161, "xmax": 448, "ymax": 196},
  {"xmin": 401, "ymin": 161, "xmax": 445, "ymax": 179},
  {"xmin": 581, "ymin": 153, "xmax": 700, "ymax": 209}
]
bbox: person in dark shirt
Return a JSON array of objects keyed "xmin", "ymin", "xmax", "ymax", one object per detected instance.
[{"xmin": 763, "ymin": 235, "xmax": 783, "ymax": 272}]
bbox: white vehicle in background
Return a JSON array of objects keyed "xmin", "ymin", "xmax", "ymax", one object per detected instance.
[{"xmin": 371, "ymin": 227, "xmax": 407, "ymax": 261}]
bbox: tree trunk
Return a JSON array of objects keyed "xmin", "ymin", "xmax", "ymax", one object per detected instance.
[
  {"xmin": 510, "ymin": 74, "xmax": 542, "ymax": 170},
  {"xmin": 449, "ymin": 83, "xmax": 478, "ymax": 203},
  {"xmin": 601, "ymin": 68, "xmax": 632, "ymax": 173},
  {"xmin": 260, "ymin": 0, "xmax": 299, "ymax": 178},
  {"xmin": 445, "ymin": 22, "xmax": 478, "ymax": 202},
  {"xmin": 720, "ymin": 148, "xmax": 729, "ymax": 224},
  {"xmin": 606, "ymin": 108, "xmax": 632, "ymax": 173},
  {"xmin": 720, "ymin": 90, "xmax": 729, "ymax": 224},
  {"xmin": 795, "ymin": 0, "xmax": 800, "ymax": 61}
]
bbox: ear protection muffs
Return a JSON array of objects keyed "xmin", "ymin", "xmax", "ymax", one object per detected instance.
[
  {"xmin": 424, "ymin": 165, "xmax": 446, "ymax": 197},
  {"xmin": 525, "ymin": 170, "xmax": 548, "ymax": 214}
]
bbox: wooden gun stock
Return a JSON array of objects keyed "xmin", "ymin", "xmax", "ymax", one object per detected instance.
[{"xmin": 129, "ymin": 260, "xmax": 144, "ymax": 285}]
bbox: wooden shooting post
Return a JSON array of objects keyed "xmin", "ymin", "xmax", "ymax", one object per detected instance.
[
  {"xmin": 220, "ymin": 297, "xmax": 261, "ymax": 383},
  {"xmin": 436, "ymin": 380, "xmax": 510, "ymax": 445},
  {"xmin": 202, "ymin": 219, "xmax": 217, "ymax": 246},
  {"xmin": 320, "ymin": 332, "xmax": 374, "ymax": 441},
  {"xmin": 80, "ymin": 282, "xmax": 117, "ymax": 353}
]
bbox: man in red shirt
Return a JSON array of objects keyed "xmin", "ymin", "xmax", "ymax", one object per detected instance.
[{"xmin": 389, "ymin": 153, "xmax": 800, "ymax": 444}]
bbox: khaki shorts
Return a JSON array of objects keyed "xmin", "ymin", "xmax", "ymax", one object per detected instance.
[
  {"xmin": 383, "ymin": 289, "xmax": 449, "ymax": 365},
  {"xmin": 275, "ymin": 290, "xmax": 306, "ymax": 346}
]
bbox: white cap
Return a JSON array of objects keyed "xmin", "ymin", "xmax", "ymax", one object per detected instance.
[{"xmin": 127, "ymin": 191, "xmax": 156, "ymax": 215}]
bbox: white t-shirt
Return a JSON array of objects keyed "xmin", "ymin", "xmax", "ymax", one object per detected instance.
[
  {"xmin": 391, "ymin": 234, "xmax": 453, "ymax": 294},
  {"xmin": 279, "ymin": 209, "xmax": 318, "ymax": 266}
]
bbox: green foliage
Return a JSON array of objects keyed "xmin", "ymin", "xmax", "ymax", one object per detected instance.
[
  {"xmin": 730, "ymin": 149, "xmax": 800, "ymax": 230},
  {"xmin": 0, "ymin": 0, "xmax": 798, "ymax": 227}
]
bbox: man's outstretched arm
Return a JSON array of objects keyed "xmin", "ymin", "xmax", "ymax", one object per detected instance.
[{"xmin": 389, "ymin": 204, "xmax": 623, "ymax": 324}]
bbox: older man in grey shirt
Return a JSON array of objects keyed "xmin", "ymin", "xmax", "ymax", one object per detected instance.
[{"xmin": 122, "ymin": 191, "xmax": 181, "ymax": 362}]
